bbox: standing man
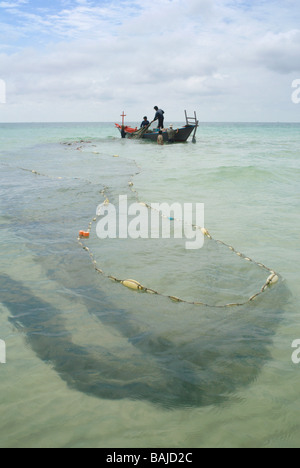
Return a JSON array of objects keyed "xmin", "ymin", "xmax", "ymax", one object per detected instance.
[
  {"xmin": 152, "ymin": 106, "xmax": 165, "ymax": 129},
  {"xmin": 121, "ymin": 126, "xmax": 126, "ymax": 138},
  {"xmin": 167, "ymin": 124, "xmax": 178, "ymax": 143},
  {"xmin": 157, "ymin": 130, "xmax": 164, "ymax": 145}
]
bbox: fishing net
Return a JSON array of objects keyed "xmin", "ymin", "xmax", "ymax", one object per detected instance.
[
  {"xmin": 1, "ymin": 144, "xmax": 285, "ymax": 412},
  {"xmin": 78, "ymin": 159, "xmax": 281, "ymax": 309},
  {"xmin": 6, "ymin": 149, "xmax": 280, "ymax": 309},
  {"xmin": 131, "ymin": 123, "xmax": 152, "ymax": 139}
]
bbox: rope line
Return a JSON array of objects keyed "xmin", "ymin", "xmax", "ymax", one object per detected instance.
[
  {"xmin": 0, "ymin": 162, "xmax": 93, "ymax": 185},
  {"xmin": 78, "ymin": 158, "xmax": 280, "ymax": 308},
  {"xmin": 5, "ymin": 157, "xmax": 280, "ymax": 308}
]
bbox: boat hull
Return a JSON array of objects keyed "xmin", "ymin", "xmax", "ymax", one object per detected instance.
[
  {"xmin": 143, "ymin": 126, "xmax": 195, "ymax": 142},
  {"xmin": 115, "ymin": 124, "xmax": 196, "ymax": 142}
]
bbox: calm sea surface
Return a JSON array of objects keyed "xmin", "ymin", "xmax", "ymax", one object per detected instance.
[{"xmin": 0, "ymin": 122, "xmax": 299, "ymax": 448}]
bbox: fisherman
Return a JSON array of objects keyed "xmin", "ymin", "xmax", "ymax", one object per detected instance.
[
  {"xmin": 167, "ymin": 124, "xmax": 178, "ymax": 143},
  {"xmin": 157, "ymin": 130, "xmax": 164, "ymax": 145},
  {"xmin": 140, "ymin": 116, "xmax": 150, "ymax": 128},
  {"xmin": 121, "ymin": 126, "xmax": 126, "ymax": 138},
  {"xmin": 152, "ymin": 106, "xmax": 165, "ymax": 129}
]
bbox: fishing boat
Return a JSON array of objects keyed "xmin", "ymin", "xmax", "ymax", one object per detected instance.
[{"xmin": 115, "ymin": 111, "xmax": 199, "ymax": 143}]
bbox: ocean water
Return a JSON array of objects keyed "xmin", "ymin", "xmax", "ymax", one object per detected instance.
[{"xmin": 0, "ymin": 121, "xmax": 299, "ymax": 448}]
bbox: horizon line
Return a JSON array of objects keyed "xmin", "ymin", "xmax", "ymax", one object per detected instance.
[{"xmin": 0, "ymin": 120, "xmax": 300, "ymax": 125}]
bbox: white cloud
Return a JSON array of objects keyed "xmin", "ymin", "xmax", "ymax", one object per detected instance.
[
  {"xmin": 0, "ymin": 0, "xmax": 300, "ymax": 122},
  {"xmin": 253, "ymin": 29, "xmax": 300, "ymax": 74},
  {"xmin": 0, "ymin": 0, "xmax": 28, "ymax": 7}
]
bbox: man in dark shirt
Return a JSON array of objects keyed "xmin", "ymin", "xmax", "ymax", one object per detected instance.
[
  {"xmin": 152, "ymin": 106, "xmax": 165, "ymax": 129},
  {"xmin": 140, "ymin": 116, "xmax": 150, "ymax": 128},
  {"xmin": 121, "ymin": 126, "xmax": 126, "ymax": 138}
]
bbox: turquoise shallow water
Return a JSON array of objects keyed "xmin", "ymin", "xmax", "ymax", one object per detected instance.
[{"xmin": 0, "ymin": 122, "xmax": 299, "ymax": 447}]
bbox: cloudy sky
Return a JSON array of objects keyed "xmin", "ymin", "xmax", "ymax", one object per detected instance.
[{"xmin": 0, "ymin": 0, "xmax": 300, "ymax": 122}]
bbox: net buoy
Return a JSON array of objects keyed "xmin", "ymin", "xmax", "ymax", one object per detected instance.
[
  {"xmin": 122, "ymin": 279, "xmax": 143, "ymax": 291},
  {"xmin": 267, "ymin": 273, "xmax": 279, "ymax": 285},
  {"xmin": 201, "ymin": 227, "xmax": 211, "ymax": 238},
  {"xmin": 79, "ymin": 231, "xmax": 90, "ymax": 238},
  {"xmin": 169, "ymin": 296, "xmax": 183, "ymax": 303}
]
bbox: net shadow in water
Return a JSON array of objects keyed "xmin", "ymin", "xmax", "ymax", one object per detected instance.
[{"xmin": 0, "ymin": 272, "xmax": 288, "ymax": 409}]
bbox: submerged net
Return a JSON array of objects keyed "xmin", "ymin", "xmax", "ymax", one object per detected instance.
[
  {"xmin": 78, "ymin": 159, "xmax": 281, "ymax": 308},
  {"xmin": 7, "ymin": 150, "xmax": 280, "ymax": 309},
  {"xmin": 131, "ymin": 123, "xmax": 152, "ymax": 139},
  {"xmin": 2, "ymin": 147, "xmax": 285, "ymax": 411}
]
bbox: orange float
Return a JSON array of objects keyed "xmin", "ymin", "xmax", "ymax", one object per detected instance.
[{"xmin": 79, "ymin": 231, "xmax": 90, "ymax": 238}]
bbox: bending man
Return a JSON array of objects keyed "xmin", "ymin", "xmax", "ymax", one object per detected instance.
[{"xmin": 152, "ymin": 106, "xmax": 165, "ymax": 129}]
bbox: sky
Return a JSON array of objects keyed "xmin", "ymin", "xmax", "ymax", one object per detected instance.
[{"xmin": 0, "ymin": 0, "xmax": 300, "ymax": 122}]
